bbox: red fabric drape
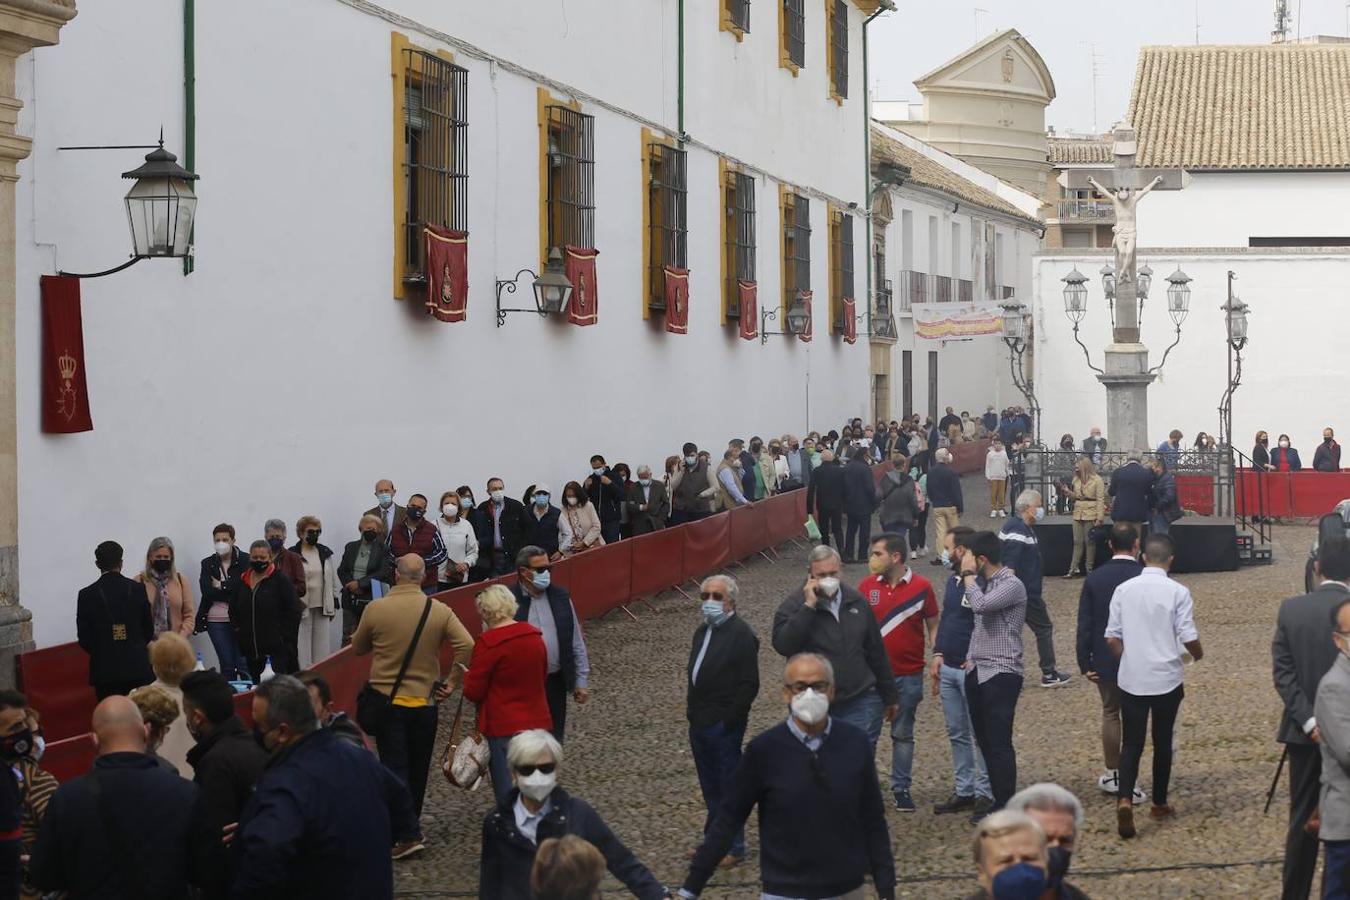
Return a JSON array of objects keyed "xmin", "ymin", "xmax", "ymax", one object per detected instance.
[
  {"xmin": 843, "ymin": 296, "xmax": 857, "ymax": 344},
  {"xmin": 564, "ymin": 246, "xmax": 599, "ymax": 326},
  {"xmin": 663, "ymin": 265, "xmax": 689, "ymax": 334},
  {"xmin": 737, "ymin": 280, "xmax": 758, "ymax": 341},
  {"xmin": 797, "ymin": 290, "xmax": 813, "ymax": 343},
  {"xmin": 39, "ymin": 275, "xmax": 92, "ymax": 434},
  {"xmin": 424, "ymin": 226, "xmax": 468, "ymax": 323}
]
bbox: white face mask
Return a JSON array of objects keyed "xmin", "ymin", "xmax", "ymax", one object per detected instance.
[
  {"xmin": 32, "ymin": 735, "xmax": 44, "ymax": 761},
  {"xmin": 816, "ymin": 576, "xmax": 840, "ymax": 597},
  {"xmin": 442, "ymin": 504, "xmax": 458, "ymax": 518},
  {"xmin": 566, "ymin": 497, "xmax": 579, "ymax": 507},
  {"xmin": 790, "ymin": 688, "xmax": 830, "ymax": 726},
  {"xmin": 1280, "ymin": 440, "xmax": 1291, "ymax": 448},
  {"xmin": 490, "ymin": 490, "xmax": 505, "ymax": 504},
  {"xmin": 517, "ymin": 769, "xmax": 557, "ymax": 802},
  {"xmin": 214, "ymin": 541, "xmax": 232, "ymax": 556}
]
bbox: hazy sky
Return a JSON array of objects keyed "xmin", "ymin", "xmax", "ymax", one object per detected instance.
[{"xmin": 868, "ymin": 0, "xmax": 1350, "ymax": 134}]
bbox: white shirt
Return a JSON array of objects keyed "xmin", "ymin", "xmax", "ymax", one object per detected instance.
[
  {"xmin": 1104, "ymin": 566, "xmax": 1199, "ymax": 696},
  {"xmin": 513, "ymin": 794, "xmax": 552, "ymax": 845}
]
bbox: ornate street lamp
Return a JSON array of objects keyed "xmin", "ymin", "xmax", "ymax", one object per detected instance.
[
  {"xmin": 1100, "ymin": 262, "xmax": 1116, "ymax": 301},
  {"xmin": 1148, "ymin": 266, "xmax": 1192, "ymax": 374},
  {"xmin": 761, "ymin": 292, "xmax": 811, "ymax": 344},
  {"xmin": 1001, "ymin": 299, "xmax": 1040, "ymax": 444},
  {"xmin": 1218, "ymin": 270, "xmax": 1250, "ymax": 453},
  {"xmin": 495, "ymin": 248, "xmax": 575, "ymax": 326},
  {"xmin": 1224, "ymin": 292, "xmax": 1250, "ymax": 349},
  {"xmin": 1137, "ymin": 263, "xmax": 1154, "ymax": 302},
  {"xmin": 1061, "ymin": 267, "xmax": 1102, "ymax": 374}
]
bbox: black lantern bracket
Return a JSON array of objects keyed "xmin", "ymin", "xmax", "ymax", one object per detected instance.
[
  {"xmin": 494, "ymin": 249, "xmax": 574, "ymax": 328},
  {"xmin": 495, "ymin": 268, "xmax": 548, "ymax": 328}
]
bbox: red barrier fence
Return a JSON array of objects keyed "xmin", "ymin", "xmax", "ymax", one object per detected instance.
[
  {"xmin": 681, "ymin": 512, "xmax": 731, "ymax": 583},
  {"xmin": 630, "ymin": 528, "xmax": 686, "ymax": 600},
  {"xmin": 19, "ymin": 643, "xmax": 94, "ymax": 744},
  {"xmin": 1175, "ymin": 475, "xmax": 1216, "ymax": 516},
  {"xmin": 1236, "ymin": 469, "xmax": 1350, "ymax": 520},
  {"xmin": 949, "ymin": 439, "xmax": 991, "ymax": 474}
]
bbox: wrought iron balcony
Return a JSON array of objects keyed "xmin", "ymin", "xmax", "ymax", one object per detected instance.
[
  {"xmin": 897, "ymin": 270, "xmax": 926, "ymax": 310},
  {"xmin": 1056, "ymin": 199, "xmax": 1114, "ymax": 222},
  {"xmin": 871, "ymin": 282, "xmax": 897, "ymax": 339},
  {"xmin": 932, "ymin": 274, "xmax": 952, "ymax": 303},
  {"xmin": 957, "ymin": 279, "xmax": 973, "ymax": 303}
]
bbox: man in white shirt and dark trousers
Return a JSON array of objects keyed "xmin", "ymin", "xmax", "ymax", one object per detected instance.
[{"xmin": 1106, "ymin": 533, "xmax": 1204, "ymax": 839}]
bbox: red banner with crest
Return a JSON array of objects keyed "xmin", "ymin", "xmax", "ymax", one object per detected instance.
[
  {"xmin": 797, "ymin": 290, "xmax": 813, "ymax": 343},
  {"xmin": 737, "ymin": 280, "xmax": 758, "ymax": 341},
  {"xmin": 39, "ymin": 275, "xmax": 92, "ymax": 434},
  {"xmin": 842, "ymin": 297, "xmax": 857, "ymax": 344},
  {"xmin": 564, "ymin": 246, "xmax": 599, "ymax": 326},
  {"xmin": 423, "ymin": 226, "xmax": 468, "ymax": 323},
  {"xmin": 663, "ymin": 266, "xmax": 689, "ymax": 335}
]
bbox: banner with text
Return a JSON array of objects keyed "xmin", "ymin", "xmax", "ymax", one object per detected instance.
[{"xmin": 912, "ymin": 302, "xmax": 1002, "ymax": 340}]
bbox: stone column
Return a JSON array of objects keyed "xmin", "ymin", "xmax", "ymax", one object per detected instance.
[
  {"xmin": 1098, "ymin": 343, "xmax": 1155, "ymax": 456},
  {"xmin": 0, "ymin": 0, "xmax": 77, "ymax": 687}
]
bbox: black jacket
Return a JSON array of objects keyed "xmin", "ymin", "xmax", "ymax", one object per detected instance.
[
  {"xmin": 337, "ymin": 538, "xmax": 394, "ymax": 604},
  {"xmin": 186, "ymin": 717, "xmax": 268, "ymax": 900},
  {"xmin": 75, "ymin": 571, "xmax": 154, "ymax": 690},
  {"xmin": 526, "ymin": 504, "xmax": 563, "ymax": 556},
  {"xmin": 232, "ymin": 726, "xmax": 416, "ymax": 900},
  {"xmin": 584, "ymin": 467, "xmax": 625, "ymax": 525},
  {"xmin": 686, "ymin": 614, "xmax": 759, "ymax": 728},
  {"xmin": 843, "ymin": 456, "xmax": 879, "ymax": 517},
  {"xmin": 1108, "ymin": 462, "xmax": 1155, "ymax": 523},
  {"xmin": 30, "ymin": 751, "xmax": 205, "ymax": 898},
  {"xmin": 480, "ymin": 788, "xmax": 667, "ymax": 900},
  {"xmin": 807, "ymin": 460, "xmax": 846, "ymax": 515},
  {"xmin": 771, "ymin": 585, "xmax": 899, "ymax": 706},
  {"xmin": 197, "ymin": 548, "xmax": 249, "ymax": 633},
  {"xmin": 477, "ymin": 498, "xmax": 532, "ymax": 562},
  {"xmin": 1153, "ymin": 470, "xmax": 1183, "ymax": 522},
  {"xmin": 229, "ymin": 569, "xmax": 301, "ymax": 664},
  {"xmin": 512, "ymin": 583, "xmax": 581, "ymax": 690},
  {"xmin": 1075, "ymin": 557, "xmax": 1143, "ymax": 681},
  {"xmin": 1273, "ymin": 582, "xmax": 1350, "ymax": 745}
]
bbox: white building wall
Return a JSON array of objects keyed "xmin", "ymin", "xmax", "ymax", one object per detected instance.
[
  {"xmin": 15, "ymin": 0, "xmax": 871, "ymax": 645},
  {"xmin": 1032, "ymin": 249, "xmax": 1350, "ymax": 455},
  {"xmin": 1137, "ymin": 172, "xmax": 1350, "ymax": 247}
]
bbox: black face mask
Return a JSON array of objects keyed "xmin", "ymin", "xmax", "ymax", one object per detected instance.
[
  {"xmin": 151, "ymin": 559, "xmax": 172, "ymax": 575},
  {"xmin": 0, "ymin": 727, "xmax": 33, "ymax": 760},
  {"xmin": 361, "ymin": 530, "xmax": 379, "ymax": 543},
  {"xmin": 1046, "ymin": 847, "xmax": 1072, "ymax": 892},
  {"xmin": 304, "ymin": 530, "xmax": 321, "ymax": 545},
  {"xmin": 267, "ymin": 537, "xmax": 284, "ymax": 551},
  {"xmin": 249, "ymin": 559, "xmax": 269, "ymax": 573},
  {"xmin": 406, "ymin": 507, "xmax": 425, "ymax": 521}
]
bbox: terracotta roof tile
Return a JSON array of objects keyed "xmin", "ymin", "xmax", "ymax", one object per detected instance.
[{"xmin": 1048, "ymin": 137, "xmax": 1112, "ymax": 164}]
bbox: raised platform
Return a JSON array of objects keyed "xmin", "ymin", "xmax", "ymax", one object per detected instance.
[{"xmin": 1034, "ymin": 515, "xmax": 1239, "ymax": 575}]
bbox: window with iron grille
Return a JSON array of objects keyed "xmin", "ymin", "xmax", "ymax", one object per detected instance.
[
  {"xmin": 782, "ymin": 0, "xmax": 805, "ymax": 69},
  {"xmin": 546, "ymin": 105, "xmax": 596, "ymax": 254},
  {"xmin": 725, "ymin": 0, "xmax": 751, "ymax": 32},
  {"xmin": 829, "ymin": 0, "xmax": 848, "ymax": 98},
  {"xmin": 402, "ymin": 49, "xmax": 468, "ymax": 283},
  {"xmin": 724, "ymin": 171, "xmax": 756, "ymax": 318},
  {"xmin": 830, "ymin": 212, "xmax": 853, "ymax": 332},
  {"xmin": 648, "ymin": 143, "xmax": 687, "ymax": 311},
  {"xmin": 783, "ymin": 192, "xmax": 810, "ymax": 308}
]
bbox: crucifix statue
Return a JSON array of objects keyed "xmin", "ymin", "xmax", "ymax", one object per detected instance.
[{"xmin": 1086, "ymin": 172, "xmax": 1162, "ymax": 289}]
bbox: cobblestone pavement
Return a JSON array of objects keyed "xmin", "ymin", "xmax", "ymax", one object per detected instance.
[{"xmin": 395, "ymin": 474, "xmax": 1309, "ymax": 897}]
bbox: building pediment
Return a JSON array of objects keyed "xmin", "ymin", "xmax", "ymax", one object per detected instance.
[{"xmin": 914, "ymin": 29, "xmax": 1056, "ymax": 104}]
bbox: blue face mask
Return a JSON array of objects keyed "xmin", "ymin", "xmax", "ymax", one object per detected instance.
[
  {"xmin": 639, "ymin": 478, "xmax": 652, "ymax": 487},
  {"xmin": 685, "ymin": 455, "xmax": 697, "ymax": 466},
  {"xmin": 701, "ymin": 599, "xmax": 728, "ymax": 624},
  {"xmin": 532, "ymin": 570, "xmax": 551, "ymax": 590},
  {"xmin": 533, "ymin": 494, "xmax": 549, "ymax": 508},
  {"xmin": 940, "ymin": 550, "xmax": 952, "ymax": 568},
  {"xmin": 991, "ymin": 862, "xmax": 1047, "ymax": 900},
  {"xmin": 1034, "ymin": 507, "xmax": 1045, "ymax": 522},
  {"xmin": 459, "ymin": 497, "xmax": 473, "ymax": 511},
  {"xmin": 592, "ymin": 467, "xmax": 605, "ymax": 476}
]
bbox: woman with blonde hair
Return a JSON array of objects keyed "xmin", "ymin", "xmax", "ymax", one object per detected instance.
[
  {"xmin": 531, "ymin": 835, "xmax": 606, "ymax": 900},
  {"xmin": 128, "ymin": 683, "xmax": 186, "ymax": 776},
  {"xmin": 557, "ymin": 482, "xmax": 604, "ymax": 557},
  {"xmin": 146, "ymin": 631, "xmax": 196, "ymax": 774},
  {"xmin": 462, "ymin": 584, "xmax": 551, "ymax": 804},
  {"xmin": 291, "ymin": 514, "xmax": 340, "ymax": 669},
  {"xmin": 1067, "ymin": 457, "xmax": 1106, "ymax": 577},
  {"xmin": 136, "ymin": 536, "xmax": 195, "ymax": 638}
]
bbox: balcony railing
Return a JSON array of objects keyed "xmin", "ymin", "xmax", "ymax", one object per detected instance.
[
  {"xmin": 1056, "ymin": 199, "xmax": 1114, "ymax": 222},
  {"xmin": 897, "ymin": 270, "xmax": 926, "ymax": 310},
  {"xmin": 871, "ymin": 281, "xmax": 897, "ymax": 339},
  {"xmin": 931, "ymin": 274, "xmax": 952, "ymax": 303},
  {"xmin": 957, "ymin": 279, "xmax": 973, "ymax": 303}
]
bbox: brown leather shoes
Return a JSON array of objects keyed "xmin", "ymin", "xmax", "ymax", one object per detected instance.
[
  {"xmin": 1149, "ymin": 804, "xmax": 1175, "ymax": 820},
  {"xmin": 1117, "ymin": 803, "xmax": 1136, "ymax": 839},
  {"xmin": 718, "ymin": 855, "xmax": 744, "ymax": 869}
]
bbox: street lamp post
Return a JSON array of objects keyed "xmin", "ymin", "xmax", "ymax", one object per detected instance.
[
  {"xmin": 1001, "ymin": 298, "xmax": 1041, "ymax": 445},
  {"xmin": 1218, "ymin": 270, "xmax": 1249, "ymax": 450}
]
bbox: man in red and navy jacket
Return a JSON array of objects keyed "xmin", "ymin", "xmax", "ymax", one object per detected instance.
[{"xmin": 857, "ymin": 532, "xmax": 938, "ymax": 813}]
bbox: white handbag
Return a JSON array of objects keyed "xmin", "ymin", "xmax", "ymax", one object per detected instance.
[{"xmin": 441, "ymin": 688, "xmax": 490, "ymax": 791}]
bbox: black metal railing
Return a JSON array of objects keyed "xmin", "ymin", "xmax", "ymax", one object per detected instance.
[
  {"xmin": 403, "ymin": 50, "xmax": 469, "ymax": 280},
  {"xmin": 648, "ymin": 143, "xmax": 687, "ymax": 311},
  {"xmin": 897, "ymin": 270, "xmax": 926, "ymax": 309},
  {"xmin": 546, "ymin": 105, "xmax": 596, "ymax": 252},
  {"xmin": 725, "ymin": 171, "xmax": 755, "ymax": 317},
  {"xmin": 784, "ymin": 0, "xmax": 805, "ymax": 67},
  {"xmin": 727, "ymin": 0, "xmax": 750, "ymax": 31},
  {"xmin": 830, "ymin": 0, "xmax": 848, "ymax": 96},
  {"xmin": 872, "ymin": 281, "xmax": 896, "ymax": 338},
  {"xmin": 957, "ymin": 278, "xmax": 973, "ymax": 303},
  {"xmin": 783, "ymin": 193, "xmax": 810, "ymax": 306},
  {"xmin": 932, "ymin": 274, "xmax": 952, "ymax": 303}
]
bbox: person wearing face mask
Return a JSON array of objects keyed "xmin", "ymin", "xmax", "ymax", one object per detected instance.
[
  {"xmin": 29, "ymin": 696, "xmax": 202, "ymax": 900},
  {"xmin": 231, "ymin": 675, "xmax": 422, "ymax": 893},
  {"xmin": 511, "ymin": 548, "xmax": 592, "ymax": 740},
  {"xmin": 1272, "ymin": 433, "xmax": 1304, "ymax": 472},
  {"xmin": 135, "ymin": 535, "xmax": 196, "ymax": 639},
  {"xmin": 386, "ymin": 494, "xmax": 448, "ymax": 596},
  {"xmin": 713, "ymin": 449, "xmax": 750, "ymax": 511},
  {"xmin": 338, "ymin": 515, "xmax": 395, "ymax": 643},
  {"xmin": 229, "ymin": 539, "xmax": 302, "ymax": 681},
  {"xmin": 76, "ymin": 540, "xmax": 155, "ymax": 700},
  {"xmin": 522, "ymin": 484, "xmax": 563, "ymax": 561},
  {"xmin": 557, "ymin": 482, "xmax": 604, "ymax": 557},
  {"xmin": 263, "ymin": 517, "xmax": 308, "ymax": 606},
  {"xmin": 679, "ymin": 654, "xmax": 895, "ymax": 900},
  {"xmin": 1005, "ymin": 785, "xmax": 1091, "ymax": 899},
  {"xmin": 582, "ymin": 455, "xmax": 625, "ymax": 544},
  {"xmin": 669, "ymin": 442, "xmax": 717, "ymax": 525},
  {"xmin": 1252, "ymin": 429, "xmax": 1272, "ymax": 470},
  {"xmin": 434, "ymin": 490, "xmax": 480, "ymax": 589},
  {"xmin": 13, "ymin": 703, "xmax": 56, "ymax": 900},
  {"xmin": 290, "ymin": 515, "xmax": 340, "ymax": 669},
  {"xmin": 729, "ymin": 439, "xmax": 758, "ymax": 497},
  {"xmin": 771, "ymin": 545, "xmax": 899, "ymax": 750},
  {"xmin": 463, "ymin": 585, "xmax": 551, "ymax": 805},
  {"xmin": 1314, "ymin": 596, "xmax": 1350, "ymax": 897},
  {"xmin": 198, "ymin": 523, "xmax": 249, "ymax": 679},
  {"xmin": 608, "ymin": 464, "xmax": 636, "ymax": 538},
  {"xmin": 1001, "ymin": 491, "xmax": 1071, "ymax": 689},
  {"xmin": 179, "ymin": 670, "xmax": 267, "ymax": 900},
  {"xmin": 0, "ymin": 692, "xmax": 33, "ymax": 900},
  {"xmin": 1081, "ymin": 428, "xmax": 1107, "ymax": 468},
  {"xmin": 684, "ymin": 575, "xmax": 759, "ymax": 867},
  {"xmin": 625, "ymin": 465, "xmax": 669, "ymax": 535},
  {"xmin": 1148, "ymin": 457, "xmax": 1183, "ymax": 536},
  {"xmin": 480, "ymin": 730, "xmax": 669, "ymax": 900},
  {"xmin": 967, "ymin": 809, "xmax": 1050, "ymax": 900},
  {"xmin": 782, "ymin": 436, "xmax": 811, "ymax": 492},
  {"xmin": 480, "ymin": 477, "xmax": 533, "ymax": 577},
  {"xmin": 363, "ymin": 478, "xmax": 406, "ymax": 538},
  {"xmin": 1315, "ymin": 427, "xmax": 1343, "ymax": 473}
]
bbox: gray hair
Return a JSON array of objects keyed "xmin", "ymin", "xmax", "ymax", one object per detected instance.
[
  {"xmin": 255, "ymin": 674, "xmax": 318, "ymax": 736},
  {"xmin": 1007, "ymin": 783, "xmax": 1085, "ymax": 831},
  {"xmin": 507, "ymin": 728, "xmax": 563, "ymax": 770},
  {"xmin": 934, "ymin": 448, "xmax": 952, "ymax": 464},
  {"xmin": 699, "ymin": 574, "xmax": 739, "ymax": 607},
  {"xmin": 972, "ymin": 809, "xmax": 1046, "ymax": 866},
  {"xmin": 143, "ymin": 536, "xmax": 176, "ymax": 579},
  {"xmin": 808, "ymin": 544, "xmax": 841, "ymax": 566},
  {"xmin": 785, "ymin": 652, "xmax": 835, "ymax": 687},
  {"xmin": 636, "ymin": 464, "xmax": 653, "ymax": 477},
  {"xmin": 515, "ymin": 545, "xmax": 547, "ymax": 568},
  {"xmin": 1014, "ymin": 489, "xmax": 1042, "ymax": 512},
  {"xmin": 263, "ymin": 518, "xmax": 286, "ymax": 535}
]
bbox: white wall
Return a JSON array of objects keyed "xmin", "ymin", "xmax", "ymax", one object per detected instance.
[
  {"xmin": 14, "ymin": 0, "xmax": 871, "ymax": 645},
  {"xmin": 1138, "ymin": 172, "xmax": 1350, "ymax": 248},
  {"xmin": 1032, "ymin": 249, "xmax": 1350, "ymax": 455}
]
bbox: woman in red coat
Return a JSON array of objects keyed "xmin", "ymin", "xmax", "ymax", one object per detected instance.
[{"xmin": 463, "ymin": 584, "xmax": 552, "ymax": 804}]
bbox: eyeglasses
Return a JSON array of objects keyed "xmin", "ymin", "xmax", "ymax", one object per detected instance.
[
  {"xmin": 699, "ymin": 592, "xmax": 725, "ymax": 600},
  {"xmin": 527, "ymin": 565, "xmax": 552, "ymax": 574},
  {"xmin": 786, "ymin": 681, "xmax": 831, "ymax": 694},
  {"xmin": 514, "ymin": 762, "xmax": 556, "ymax": 776}
]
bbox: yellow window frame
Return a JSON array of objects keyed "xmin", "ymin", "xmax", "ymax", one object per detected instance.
[{"xmin": 641, "ymin": 128, "xmax": 680, "ymax": 321}]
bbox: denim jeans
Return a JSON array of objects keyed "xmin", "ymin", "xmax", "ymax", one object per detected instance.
[
  {"xmin": 488, "ymin": 735, "xmax": 513, "ymax": 806},
  {"xmin": 888, "ymin": 673, "xmax": 924, "ymax": 794},
  {"xmin": 689, "ymin": 721, "xmax": 747, "ymax": 859},
  {"xmin": 1325, "ymin": 840, "xmax": 1350, "ymax": 899},
  {"xmin": 205, "ymin": 620, "xmax": 246, "ymax": 680},
  {"xmin": 832, "ymin": 689, "xmax": 884, "ymax": 750},
  {"xmin": 938, "ymin": 664, "xmax": 992, "ymax": 799},
  {"xmin": 1150, "ymin": 514, "xmax": 1172, "ymax": 536}
]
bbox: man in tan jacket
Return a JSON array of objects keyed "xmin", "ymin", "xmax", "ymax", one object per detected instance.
[{"xmin": 352, "ymin": 554, "xmax": 473, "ymax": 836}]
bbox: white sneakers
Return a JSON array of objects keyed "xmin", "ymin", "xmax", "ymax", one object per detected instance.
[
  {"xmin": 989, "ymin": 510, "xmax": 998, "ymax": 518},
  {"xmin": 1097, "ymin": 769, "xmax": 1147, "ymax": 804}
]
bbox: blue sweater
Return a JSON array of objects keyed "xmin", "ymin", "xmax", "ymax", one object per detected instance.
[
  {"xmin": 1075, "ymin": 557, "xmax": 1142, "ymax": 679},
  {"xmin": 684, "ymin": 720, "xmax": 895, "ymax": 899},
  {"xmin": 934, "ymin": 573, "xmax": 976, "ymax": 666},
  {"xmin": 926, "ymin": 463, "xmax": 964, "ymax": 513},
  {"xmin": 999, "ymin": 516, "xmax": 1043, "ymax": 601}
]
